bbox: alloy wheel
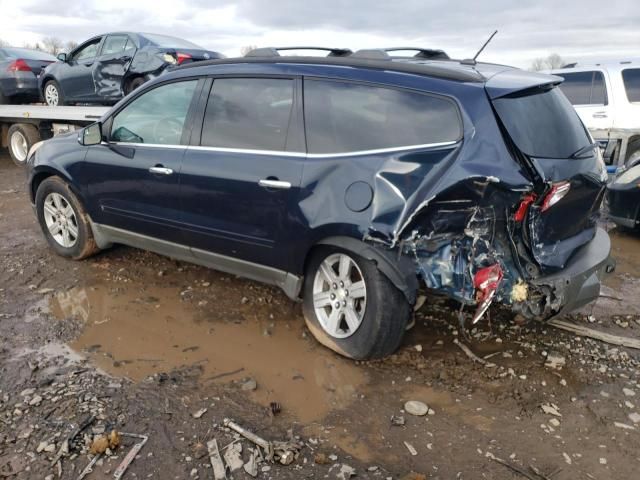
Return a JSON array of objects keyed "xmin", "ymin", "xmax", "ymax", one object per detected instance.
[
  {"xmin": 43, "ymin": 192, "xmax": 78, "ymax": 248},
  {"xmin": 312, "ymin": 253, "xmax": 367, "ymax": 338},
  {"xmin": 44, "ymin": 84, "xmax": 59, "ymax": 106}
]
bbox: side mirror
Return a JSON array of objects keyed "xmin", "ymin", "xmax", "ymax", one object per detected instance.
[
  {"xmin": 57, "ymin": 52, "xmax": 68, "ymax": 62},
  {"xmin": 80, "ymin": 123, "xmax": 102, "ymax": 146}
]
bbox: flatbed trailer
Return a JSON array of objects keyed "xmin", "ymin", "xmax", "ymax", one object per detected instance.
[{"xmin": 0, "ymin": 105, "xmax": 108, "ymax": 166}]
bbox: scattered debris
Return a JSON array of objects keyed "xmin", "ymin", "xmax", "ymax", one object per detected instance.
[
  {"xmin": 207, "ymin": 439, "xmax": 226, "ymax": 480},
  {"xmin": 241, "ymin": 378, "xmax": 258, "ymax": 391},
  {"xmin": 628, "ymin": 412, "xmax": 640, "ymax": 424},
  {"xmin": 541, "ymin": 403, "xmax": 562, "ymax": 417},
  {"xmin": 548, "ymin": 319, "xmax": 640, "ymax": 350},
  {"xmin": 51, "ymin": 414, "xmax": 96, "ymax": 466},
  {"xmin": 223, "ymin": 442, "xmax": 243, "ymax": 472},
  {"xmin": 391, "ymin": 415, "xmax": 406, "ymax": 426},
  {"xmin": 623, "ymin": 388, "xmax": 636, "ymax": 397},
  {"xmin": 192, "ymin": 408, "xmax": 208, "ymax": 419},
  {"xmin": 244, "ymin": 448, "xmax": 260, "ymax": 477},
  {"xmin": 614, "ymin": 422, "xmax": 636, "ymax": 430},
  {"xmin": 544, "ymin": 352, "xmax": 566, "ymax": 370},
  {"xmin": 89, "ymin": 429, "xmax": 121, "ymax": 455},
  {"xmin": 486, "ymin": 452, "xmax": 540, "ymax": 480},
  {"xmin": 404, "ymin": 441, "xmax": 418, "ymax": 456},
  {"xmin": 336, "ymin": 464, "xmax": 356, "ymax": 479},
  {"xmin": 404, "ymin": 400, "xmax": 429, "ymax": 416},
  {"xmin": 113, "ymin": 433, "xmax": 149, "ymax": 480},
  {"xmin": 223, "ymin": 418, "xmax": 303, "ymax": 464},
  {"xmin": 453, "ymin": 339, "xmax": 496, "ymax": 367},
  {"xmin": 77, "ymin": 453, "xmax": 102, "ymax": 480},
  {"xmin": 269, "ymin": 402, "xmax": 281, "ymax": 416}
]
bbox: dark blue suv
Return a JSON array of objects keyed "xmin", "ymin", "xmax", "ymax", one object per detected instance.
[{"xmin": 26, "ymin": 47, "xmax": 615, "ymax": 359}]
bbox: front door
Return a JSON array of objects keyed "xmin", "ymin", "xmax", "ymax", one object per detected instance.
[
  {"xmin": 82, "ymin": 78, "xmax": 202, "ymax": 243},
  {"xmin": 93, "ymin": 34, "xmax": 137, "ymax": 100},
  {"xmin": 61, "ymin": 37, "xmax": 104, "ymax": 100},
  {"xmin": 179, "ymin": 77, "xmax": 304, "ymax": 271}
]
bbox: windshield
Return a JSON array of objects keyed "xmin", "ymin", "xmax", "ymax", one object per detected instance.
[
  {"xmin": 0, "ymin": 48, "xmax": 56, "ymax": 61},
  {"xmin": 493, "ymin": 85, "xmax": 592, "ymax": 159},
  {"xmin": 141, "ymin": 34, "xmax": 203, "ymax": 49}
]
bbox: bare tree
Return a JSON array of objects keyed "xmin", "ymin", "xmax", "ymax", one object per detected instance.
[
  {"xmin": 530, "ymin": 53, "xmax": 566, "ymax": 71},
  {"xmin": 41, "ymin": 36, "xmax": 64, "ymax": 55},
  {"xmin": 22, "ymin": 41, "xmax": 43, "ymax": 51},
  {"xmin": 0, "ymin": 38, "xmax": 9, "ymax": 47},
  {"xmin": 65, "ymin": 40, "xmax": 78, "ymax": 52},
  {"xmin": 240, "ymin": 45, "xmax": 258, "ymax": 56}
]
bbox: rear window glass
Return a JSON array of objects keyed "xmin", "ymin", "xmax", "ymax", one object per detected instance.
[
  {"xmin": 558, "ymin": 71, "xmax": 607, "ymax": 105},
  {"xmin": 142, "ymin": 34, "xmax": 202, "ymax": 49},
  {"xmin": 303, "ymin": 79, "xmax": 462, "ymax": 154},
  {"xmin": 493, "ymin": 86, "xmax": 592, "ymax": 159},
  {"xmin": 0, "ymin": 48, "xmax": 56, "ymax": 61},
  {"xmin": 622, "ymin": 68, "xmax": 640, "ymax": 103}
]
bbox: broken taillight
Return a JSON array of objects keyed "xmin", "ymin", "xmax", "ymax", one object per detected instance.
[
  {"xmin": 471, "ymin": 264, "xmax": 503, "ymax": 324},
  {"xmin": 176, "ymin": 53, "xmax": 192, "ymax": 64},
  {"xmin": 540, "ymin": 181, "xmax": 571, "ymax": 213},
  {"xmin": 513, "ymin": 193, "xmax": 537, "ymax": 222},
  {"xmin": 7, "ymin": 59, "xmax": 31, "ymax": 72}
]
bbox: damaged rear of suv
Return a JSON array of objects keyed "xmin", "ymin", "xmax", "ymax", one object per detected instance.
[{"xmin": 27, "ymin": 47, "xmax": 615, "ymax": 360}]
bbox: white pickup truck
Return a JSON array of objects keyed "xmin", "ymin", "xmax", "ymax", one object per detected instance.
[
  {"xmin": 549, "ymin": 60, "xmax": 640, "ymax": 170},
  {"xmin": 0, "ymin": 105, "xmax": 107, "ymax": 166}
]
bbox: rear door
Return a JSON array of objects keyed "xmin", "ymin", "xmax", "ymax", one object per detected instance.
[
  {"xmin": 556, "ymin": 70, "xmax": 613, "ymax": 131},
  {"xmin": 179, "ymin": 76, "xmax": 304, "ymax": 270},
  {"xmin": 60, "ymin": 37, "xmax": 104, "ymax": 100},
  {"xmin": 93, "ymin": 34, "xmax": 137, "ymax": 99},
  {"xmin": 82, "ymin": 78, "xmax": 202, "ymax": 243}
]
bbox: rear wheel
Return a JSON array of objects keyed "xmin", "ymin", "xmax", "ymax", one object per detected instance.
[
  {"xmin": 35, "ymin": 177, "xmax": 99, "ymax": 260},
  {"xmin": 7, "ymin": 123, "xmax": 40, "ymax": 167},
  {"xmin": 43, "ymin": 80, "xmax": 64, "ymax": 106},
  {"xmin": 302, "ymin": 247, "xmax": 411, "ymax": 360}
]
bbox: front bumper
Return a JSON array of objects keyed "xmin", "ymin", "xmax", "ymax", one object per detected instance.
[
  {"xmin": 532, "ymin": 227, "xmax": 614, "ymax": 317},
  {"xmin": 607, "ymin": 184, "xmax": 640, "ymax": 228}
]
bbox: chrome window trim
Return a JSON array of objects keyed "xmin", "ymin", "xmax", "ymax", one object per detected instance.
[{"xmin": 106, "ymin": 140, "xmax": 459, "ymax": 157}]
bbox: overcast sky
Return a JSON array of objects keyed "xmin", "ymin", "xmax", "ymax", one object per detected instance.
[{"xmin": 0, "ymin": 0, "xmax": 638, "ymax": 68}]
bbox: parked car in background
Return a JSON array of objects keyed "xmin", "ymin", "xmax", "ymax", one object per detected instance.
[
  {"xmin": 0, "ymin": 47, "xmax": 56, "ymax": 104},
  {"xmin": 549, "ymin": 60, "xmax": 640, "ymax": 169},
  {"xmin": 607, "ymin": 161, "xmax": 640, "ymax": 229},
  {"xmin": 26, "ymin": 47, "xmax": 613, "ymax": 360},
  {"xmin": 39, "ymin": 32, "xmax": 223, "ymax": 106}
]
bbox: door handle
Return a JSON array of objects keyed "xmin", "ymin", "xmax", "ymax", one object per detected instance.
[
  {"xmin": 258, "ymin": 179, "xmax": 291, "ymax": 190},
  {"xmin": 149, "ymin": 166, "xmax": 173, "ymax": 175},
  {"xmin": 593, "ymin": 111, "xmax": 608, "ymax": 118}
]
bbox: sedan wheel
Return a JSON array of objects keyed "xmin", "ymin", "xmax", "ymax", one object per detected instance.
[
  {"xmin": 42, "ymin": 192, "xmax": 79, "ymax": 248},
  {"xmin": 44, "ymin": 82, "xmax": 60, "ymax": 106}
]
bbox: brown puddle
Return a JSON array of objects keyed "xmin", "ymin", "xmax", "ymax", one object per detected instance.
[{"xmin": 49, "ymin": 284, "xmax": 366, "ymax": 423}]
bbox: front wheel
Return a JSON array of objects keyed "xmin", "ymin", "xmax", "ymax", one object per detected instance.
[
  {"xmin": 35, "ymin": 177, "xmax": 99, "ymax": 260},
  {"xmin": 302, "ymin": 248, "xmax": 411, "ymax": 360}
]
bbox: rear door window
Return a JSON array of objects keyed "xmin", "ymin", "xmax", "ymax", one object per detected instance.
[
  {"xmin": 303, "ymin": 79, "xmax": 462, "ymax": 154},
  {"xmin": 622, "ymin": 68, "xmax": 640, "ymax": 103},
  {"xmin": 101, "ymin": 35, "xmax": 130, "ymax": 56},
  {"xmin": 201, "ymin": 78, "xmax": 294, "ymax": 151},
  {"xmin": 493, "ymin": 85, "xmax": 592, "ymax": 159},
  {"xmin": 558, "ymin": 71, "xmax": 607, "ymax": 105}
]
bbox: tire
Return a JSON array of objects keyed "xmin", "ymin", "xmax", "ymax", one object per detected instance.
[
  {"xmin": 125, "ymin": 77, "xmax": 146, "ymax": 96},
  {"xmin": 35, "ymin": 177, "xmax": 99, "ymax": 260},
  {"xmin": 43, "ymin": 80, "xmax": 65, "ymax": 106},
  {"xmin": 7, "ymin": 123, "xmax": 40, "ymax": 167},
  {"xmin": 302, "ymin": 247, "xmax": 411, "ymax": 360},
  {"xmin": 627, "ymin": 139, "xmax": 640, "ymax": 167}
]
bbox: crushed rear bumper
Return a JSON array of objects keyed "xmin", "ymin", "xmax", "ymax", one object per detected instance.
[{"xmin": 531, "ymin": 227, "xmax": 615, "ymax": 317}]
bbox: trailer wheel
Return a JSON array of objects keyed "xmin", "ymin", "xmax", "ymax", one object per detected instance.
[{"xmin": 7, "ymin": 124, "xmax": 40, "ymax": 167}]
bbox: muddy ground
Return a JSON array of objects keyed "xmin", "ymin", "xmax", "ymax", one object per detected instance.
[{"xmin": 1, "ymin": 150, "xmax": 640, "ymax": 480}]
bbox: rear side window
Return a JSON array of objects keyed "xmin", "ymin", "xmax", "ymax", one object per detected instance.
[
  {"xmin": 622, "ymin": 68, "xmax": 640, "ymax": 103},
  {"xmin": 201, "ymin": 78, "xmax": 294, "ymax": 151},
  {"xmin": 493, "ymin": 86, "xmax": 592, "ymax": 159},
  {"xmin": 558, "ymin": 71, "xmax": 608, "ymax": 105},
  {"xmin": 101, "ymin": 35, "xmax": 131, "ymax": 56},
  {"xmin": 303, "ymin": 79, "xmax": 461, "ymax": 154}
]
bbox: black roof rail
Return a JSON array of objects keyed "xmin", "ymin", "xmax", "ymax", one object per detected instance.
[
  {"xmin": 350, "ymin": 49, "xmax": 391, "ymax": 60},
  {"xmin": 244, "ymin": 46, "xmax": 352, "ymax": 58},
  {"xmin": 383, "ymin": 47, "xmax": 450, "ymax": 60}
]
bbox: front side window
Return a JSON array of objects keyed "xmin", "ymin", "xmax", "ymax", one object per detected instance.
[
  {"xmin": 111, "ymin": 80, "xmax": 197, "ymax": 145},
  {"xmin": 102, "ymin": 35, "xmax": 130, "ymax": 56},
  {"xmin": 622, "ymin": 68, "xmax": 640, "ymax": 103},
  {"xmin": 303, "ymin": 80, "xmax": 462, "ymax": 154},
  {"xmin": 201, "ymin": 78, "xmax": 294, "ymax": 151},
  {"xmin": 558, "ymin": 71, "xmax": 607, "ymax": 105},
  {"xmin": 73, "ymin": 39, "xmax": 102, "ymax": 61}
]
